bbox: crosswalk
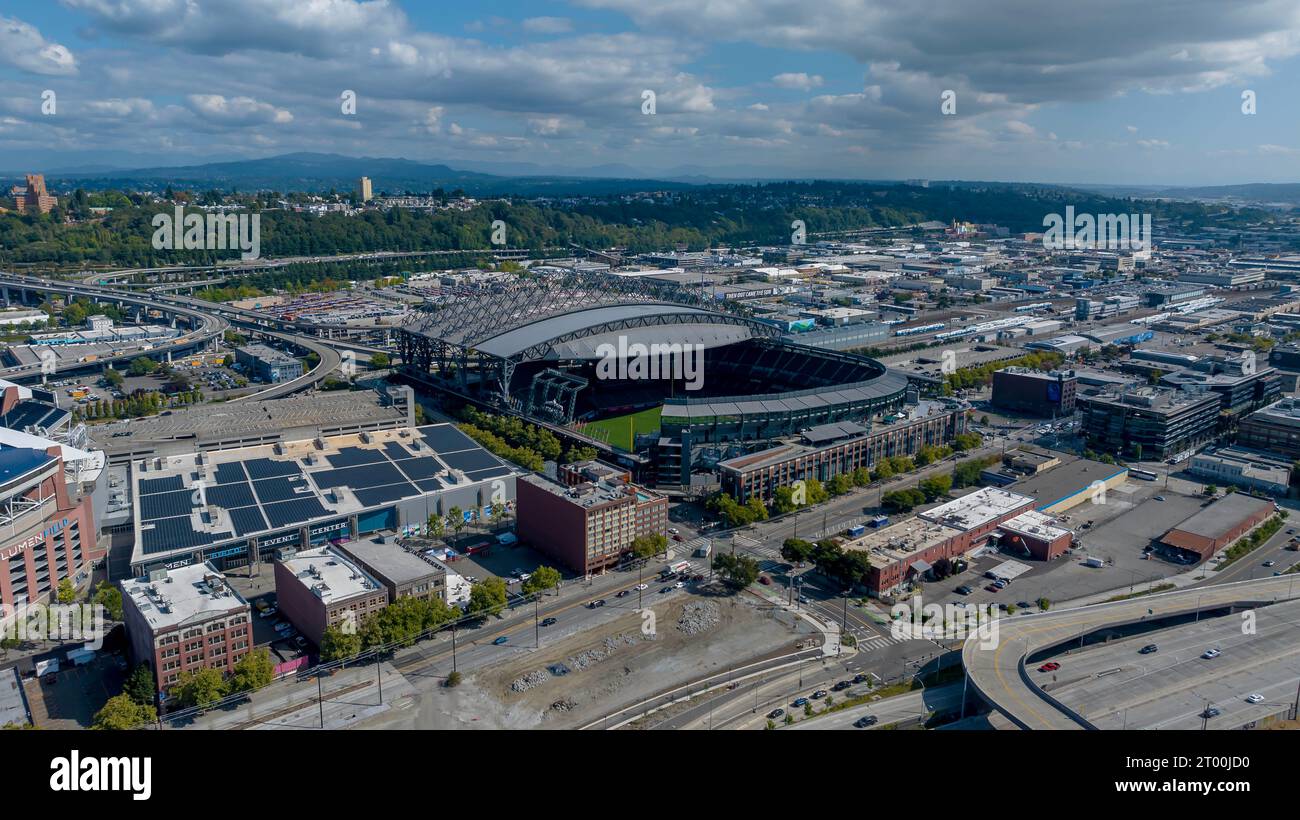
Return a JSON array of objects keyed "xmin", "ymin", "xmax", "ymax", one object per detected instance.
[{"xmin": 856, "ymin": 634, "xmax": 901, "ymax": 652}]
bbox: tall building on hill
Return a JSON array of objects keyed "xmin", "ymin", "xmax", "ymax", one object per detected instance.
[{"xmin": 8, "ymin": 174, "xmax": 57, "ymax": 215}]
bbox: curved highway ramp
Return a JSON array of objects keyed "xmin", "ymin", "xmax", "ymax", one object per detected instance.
[{"xmin": 962, "ymin": 575, "xmax": 1300, "ymax": 730}]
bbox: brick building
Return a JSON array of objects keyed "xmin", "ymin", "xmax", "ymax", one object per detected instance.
[
  {"xmin": 273, "ymin": 545, "xmax": 387, "ymax": 645},
  {"xmin": 120, "ymin": 562, "xmax": 252, "ymax": 696},
  {"xmin": 516, "ymin": 474, "xmax": 668, "ymax": 575},
  {"xmin": 8, "ymin": 174, "xmax": 57, "ymax": 215}
]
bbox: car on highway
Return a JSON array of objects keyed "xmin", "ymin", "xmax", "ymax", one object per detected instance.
[
  {"xmin": 791, "ymin": 697, "xmax": 809, "ymax": 707},
  {"xmin": 811, "ymin": 689, "xmax": 829, "ymax": 699},
  {"xmin": 767, "ymin": 708, "xmax": 785, "ymax": 719},
  {"xmin": 634, "ymin": 583, "xmax": 648, "ymax": 591},
  {"xmin": 1263, "ymin": 560, "xmax": 1276, "ymax": 567},
  {"xmin": 668, "ymin": 527, "xmax": 679, "ymax": 535},
  {"xmin": 672, "ymin": 534, "xmax": 684, "ymax": 542},
  {"xmin": 673, "ymin": 581, "xmax": 685, "ymax": 589},
  {"xmin": 853, "ymin": 715, "xmax": 878, "ymax": 728},
  {"xmin": 1153, "ymin": 495, "xmax": 1165, "ymax": 501},
  {"xmin": 1202, "ymin": 648, "xmax": 1221, "ymax": 659},
  {"xmin": 587, "ymin": 599, "xmax": 607, "ymax": 608},
  {"xmin": 1139, "ymin": 644, "xmax": 1159, "ymax": 654},
  {"xmin": 492, "ymin": 636, "xmax": 509, "ymax": 645},
  {"xmin": 1038, "ymin": 662, "xmax": 1060, "ymax": 672},
  {"xmin": 1245, "ymin": 693, "xmax": 1264, "ymax": 704},
  {"xmin": 540, "ymin": 617, "xmax": 558, "ymax": 627},
  {"xmin": 660, "ymin": 586, "xmax": 674, "ymax": 594},
  {"xmin": 1200, "ymin": 706, "xmax": 1221, "ymax": 719},
  {"xmin": 616, "ymin": 589, "xmax": 631, "ymax": 598},
  {"xmin": 955, "ymin": 585, "xmax": 973, "ymax": 595}
]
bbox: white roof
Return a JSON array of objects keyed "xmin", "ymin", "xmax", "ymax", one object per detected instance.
[
  {"xmin": 919, "ymin": 487, "xmax": 1034, "ymax": 532},
  {"xmin": 121, "ymin": 562, "xmax": 248, "ymax": 631},
  {"xmin": 280, "ymin": 546, "xmax": 382, "ymax": 604}
]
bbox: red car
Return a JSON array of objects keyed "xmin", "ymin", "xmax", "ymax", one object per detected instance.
[
  {"xmin": 672, "ymin": 534, "xmax": 684, "ymax": 542},
  {"xmin": 1038, "ymin": 662, "xmax": 1060, "ymax": 673},
  {"xmin": 985, "ymin": 584, "xmax": 1000, "ymax": 593}
]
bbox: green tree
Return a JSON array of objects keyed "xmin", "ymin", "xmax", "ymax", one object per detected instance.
[
  {"xmin": 426, "ymin": 514, "xmax": 444, "ymax": 539},
  {"xmin": 369, "ymin": 352, "xmax": 390, "ymax": 369},
  {"xmin": 522, "ymin": 566, "xmax": 561, "ymax": 595},
  {"xmin": 56, "ymin": 578, "xmax": 76, "ymax": 604},
  {"xmin": 467, "ymin": 576, "xmax": 508, "ymax": 618},
  {"xmin": 781, "ymin": 538, "xmax": 816, "ymax": 565},
  {"xmin": 449, "ymin": 506, "xmax": 466, "ymax": 537},
  {"xmin": 124, "ymin": 665, "xmax": 156, "ymax": 707},
  {"xmin": 172, "ymin": 667, "xmax": 227, "ymax": 709},
  {"xmin": 631, "ymin": 533, "xmax": 668, "ymax": 558},
  {"xmin": 92, "ymin": 694, "xmax": 156, "ymax": 730},
  {"xmin": 228, "ymin": 648, "xmax": 275, "ymax": 693},
  {"xmin": 92, "ymin": 581, "xmax": 123, "ymax": 620},
  {"xmin": 712, "ymin": 552, "xmax": 760, "ymax": 588},
  {"xmin": 103, "ymin": 368, "xmax": 124, "ymax": 388}
]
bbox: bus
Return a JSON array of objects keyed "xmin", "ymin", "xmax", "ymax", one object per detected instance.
[{"xmin": 1130, "ymin": 468, "xmax": 1158, "ymax": 481}]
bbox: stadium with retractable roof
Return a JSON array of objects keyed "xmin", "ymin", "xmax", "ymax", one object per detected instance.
[{"xmin": 398, "ymin": 272, "xmax": 909, "ymax": 488}]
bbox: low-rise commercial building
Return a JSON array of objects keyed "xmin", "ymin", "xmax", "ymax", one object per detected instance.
[
  {"xmin": 120, "ymin": 562, "xmax": 252, "ymax": 696},
  {"xmin": 336, "ymin": 535, "xmax": 447, "ymax": 603},
  {"xmin": 273, "ymin": 545, "xmax": 387, "ymax": 645},
  {"xmin": 1157, "ymin": 493, "xmax": 1276, "ymax": 563},
  {"xmin": 235, "ymin": 344, "xmax": 304, "ymax": 384},
  {"xmin": 1188, "ymin": 447, "xmax": 1290, "ymax": 496},
  {"xmin": 991, "ymin": 367, "xmax": 1077, "ymax": 417},
  {"xmin": 516, "ymin": 474, "xmax": 668, "ymax": 575},
  {"xmin": 1238, "ymin": 398, "xmax": 1300, "ymax": 459}
]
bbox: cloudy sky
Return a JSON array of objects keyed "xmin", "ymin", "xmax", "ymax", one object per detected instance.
[{"xmin": 3, "ymin": 0, "xmax": 1300, "ymax": 184}]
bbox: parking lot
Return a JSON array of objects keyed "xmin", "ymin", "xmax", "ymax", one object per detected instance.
[
  {"xmin": 220, "ymin": 565, "xmax": 312, "ymax": 663},
  {"xmin": 24, "ymin": 651, "xmax": 128, "ymax": 729}
]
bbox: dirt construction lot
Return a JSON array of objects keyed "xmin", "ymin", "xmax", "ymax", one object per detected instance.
[{"xmin": 366, "ymin": 593, "xmax": 809, "ymax": 730}]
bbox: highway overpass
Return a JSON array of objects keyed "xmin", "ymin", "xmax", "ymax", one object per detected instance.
[{"xmin": 962, "ymin": 574, "xmax": 1300, "ymax": 730}]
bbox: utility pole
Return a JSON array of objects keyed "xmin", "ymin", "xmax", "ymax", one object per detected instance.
[{"xmin": 534, "ymin": 595, "xmax": 540, "ymax": 648}]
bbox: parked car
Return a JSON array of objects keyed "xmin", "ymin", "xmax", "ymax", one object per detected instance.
[
  {"xmin": 853, "ymin": 673, "xmax": 870, "ymax": 684},
  {"xmin": 832, "ymin": 680, "xmax": 852, "ymax": 691},
  {"xmin": 791, "ymin": 697, "xmax": 809, "ymax": 707},
  {"xmin": 293, "ymin": 636, "xmax": 307, "ymax": 649},
  {"xmin": 811, "ymin": 689, "xmax": 829, "ymax": 699},
  {"xmin": 853, "ymin": 715, "xmax": 878, "ymax": 728},
  {"xmin": 767, "ymin": 708, "xmax": 785, "ymax": 719},
  {"xmin": 985, "ymin": 584, "xmax": 1001, "ymax": 593},
  {"xmin": 273, "ymin": 621, "xmax": 292, "ymax": 632},
  {"xmin": 797, "ymin": 595, "xmax": 810, "ymax": 604},
  {"xmin": 1139, "ymin": 644, "xmax": 1159, "ymax": 654},
  {"xmin": 955, "ymin": 585, "xmax": 973, "ymax": 595}
]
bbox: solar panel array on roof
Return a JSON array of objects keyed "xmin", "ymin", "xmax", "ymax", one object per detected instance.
[
  {"xmin": 263, "ymin": 497, "xmax": 330, "ymax": 529},
  {"xmin": 140, "ymin": 516, "xmax": 225, "ymax": 555},
  {"xmin": 139, "ymin": 475, "xmax": 184, "ymax": 495},
  {"xmin": 393, "ymin": 456, "xmax": 442, "ymax": 481},
  {"xmin": 420, "ymin": 425, "xmax": 477, "ymax": 453},
  {"xmin": 353, "ymin": 483, "xmax": 420, "ymax": 507},
  {"xmin": 206, "ymin": 482, "xmax": 256, "ymax": 509},
  {"xmin": 440, "ymin": 449, "xmax": 503, "ymax": 473},
  {"xmin": 414, "ymin": 478, "xmax": 445, "ymax": 493},
  {"xmin": 467, "ymin": 466, "xmax": 512, "ymax": 481},
  {"xmin": 213, "ymin": 462, "xmax": 248, "ymax": 485},
  {"xmin": 312, "ymin": 462, "xmax": 405, "ymax": 490},
  {"xmin": 244, "ymin": 457, "xmax": 301, "ymax": 480},
  {"xmin": 229, "ymin": 505, "xmax": 269, "ymax": 537},
  {"xmin": 383, "ymin": 441, "xmax": 412, "ymax": 460},
  {"xmin": 140, "ymin": 489, "xmax": 195, "ymax": 521},
  {"xmin": 328, "ymin": 446, "xmax": 388, "ymax": 468},
  {"xmin": 253, "ymin": 476, "xmax": 309, "ymax": 503}
]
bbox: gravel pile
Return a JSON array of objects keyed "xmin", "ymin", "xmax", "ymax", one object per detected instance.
[
  {"xmin": 566, "ymin": 632, "xmax": 639, "ymax": 672},
  {"xmin": 549, "ymin": 697, "xmax": 577, "ymax": 713},
  {"xmin": 509, "ymin": 670, "xmax": 549, "ymax": 692},
  {"xmin": 676, "ymin": 600, "xmax": 721, "ymax": 636}
]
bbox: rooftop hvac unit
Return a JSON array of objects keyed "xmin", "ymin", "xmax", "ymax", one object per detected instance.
[
  {"xmin": 360, "ymin": 432, "xmax": 372, "ymax": 443},
  {"xmin": 274, "ymin": 442, "xmax": 286, "ymax": 455},
  {"xmin": 148, "ymin": 569, "xmax": 168, "ymax": 583},
  {"xmin": 313, "ymin": 437, "xmax": 326, "ymax": 450},
  {"xmin": 195, "ymin": 451, "xmax": 206, "ymax": 465}
]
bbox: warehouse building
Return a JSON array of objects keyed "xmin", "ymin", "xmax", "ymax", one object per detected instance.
[{"xmin": 1157, "ymin": 493, "xmax": 1276, "ymax": 564}]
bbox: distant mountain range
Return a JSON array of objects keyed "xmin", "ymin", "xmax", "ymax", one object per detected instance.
[{"xmin": 12, "ymin": 152, "xmax": 708, "ymax": 196}]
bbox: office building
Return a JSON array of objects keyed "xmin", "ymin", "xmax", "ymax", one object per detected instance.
[
  {"xmin": 273, "ymin": 545, "xmax": 387, "ymax": 645},
  {"xmin": 1077, "ymin": 387, "xmax": 1219, "ymax": 459},
  {"xmin": 516, "ymin": 474, "xmax": 668, "ymax": 575},
  {"xmin": 991, "ymin": 368, "xmax": 1077, "ymax": 417},
  {"xmin": 235, "ymin": 344, "xmax": 304, "ymax": 384},
  {"xmin": 357, "ymin": 177, "xmax": 373, "ymax": 203},
  {"xmin": 8, "ymin": 174, "xmax": 57, "ymax": 215},
  {"xmin": 1237, "ymin": 398, "xmax": 1300, "ymax": 459},
  {"xmin": 336, "ymin": 535, "xmax": 447, "ymax": 603},
  {"xmin": 120, "ymin": 562, "xmax": 252, "ymax": 695}
]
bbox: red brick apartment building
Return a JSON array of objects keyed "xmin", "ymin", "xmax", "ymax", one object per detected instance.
[
  {"xmin": 517, "ymin": 473, "xmax": 668, "ymax": 575},
  {"xmin": 120, "ymin": 562, "xmax": 251, "ymax": 696}
]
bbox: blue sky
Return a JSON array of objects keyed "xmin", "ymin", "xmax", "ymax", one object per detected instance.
[{"xmin": 3, "ymin": 0, "xmax": 1300, "ymax": 185}]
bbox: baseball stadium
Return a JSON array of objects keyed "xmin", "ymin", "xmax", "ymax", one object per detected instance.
[{"xmin": 397, "ymin": 272, "xmax": 910, "ymax": 487}]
